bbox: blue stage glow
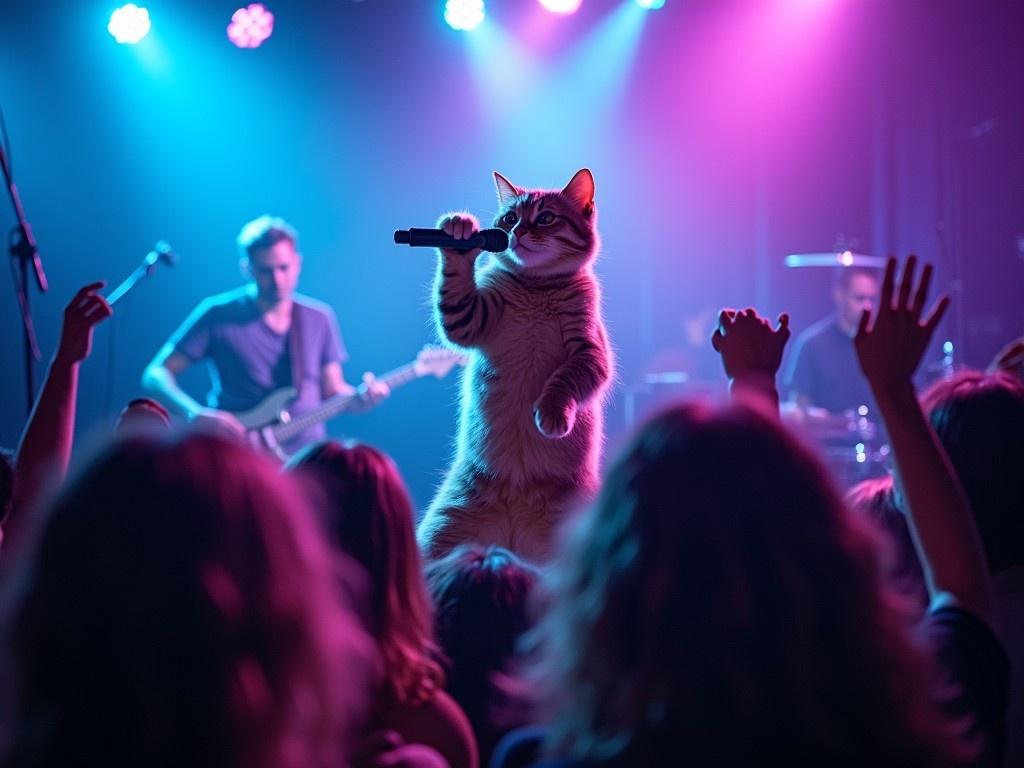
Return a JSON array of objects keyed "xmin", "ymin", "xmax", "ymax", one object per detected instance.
[{"xmin": 635, "ymin": 0, "xmax": 666, "ymax": 9}]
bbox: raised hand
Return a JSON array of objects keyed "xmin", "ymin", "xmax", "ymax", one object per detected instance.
[
  {"xmin": 854, "ymin": 255, "xmax": 949, "ymax": 395},
  {"xmin": 437, "ymin": 212, "xmax": 482, "ymax": 259},
  {"xmin": 55, "ymin": 281, "xmax": 113, "ymax": 366},
  {"xmin": 711, "ymin": 307, "xmax": 790, "ymax": 381}
]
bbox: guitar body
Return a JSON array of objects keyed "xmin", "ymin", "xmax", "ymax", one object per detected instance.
[
  {"xmin": 235, "ymin": 387, "xmax": 298, "ymax": 430},
  {"xmin": 234, "ymin": 387, "xmax": 300, "ymax": 460}
]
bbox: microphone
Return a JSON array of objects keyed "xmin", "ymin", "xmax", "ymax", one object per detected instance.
[
  {"xmin": 145, "ymin": 240, "xmax": 177, "ymax": 270},
  {"xmin": 107, "ymin": 240, "xmax": 178, "ymax": 306},
  {"xmin": 394, "ymin": 227, "xmax": 509, "ymax": 253}
]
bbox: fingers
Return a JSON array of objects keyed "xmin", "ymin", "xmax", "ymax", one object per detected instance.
[
  {"xmin": 72, "ymin": 281, "xmax": 106, "ymax": 303},
  {"xmin": 775, "ymin": 312, "xmax": 791, "ymax": 340},
  {"xmin": 439, "ymin": 214, "xmax": 479, "ymax": 241},
  {"xmin": 717, "ymin": 309, "xmax": 736, "ymax": 339},
  {"xmin": 911, "ymin": 262, "xmax": 933, "ymax": 318},
  {"xmin": 880, "ymin": 257, "xmax": 897, "ymax": 311},
  {"xmin": 82, "ymin": 294, "xmax": 113, "ymax": 321},
  {"xmin": 856, "ymin": 307, "xmax": 871, "ymax": 338},
  {"xmin": 897, "ymin": 254, "xmax": 917, "ymax": 310},
  {"xmin": 922, "ymin": 294, "xmax": 950, "ymax": 337}
]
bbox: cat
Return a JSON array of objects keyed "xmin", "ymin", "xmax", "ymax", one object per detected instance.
[{"xmin": 417, "ymin": 168, "xmax": 613, "ymax": 563}]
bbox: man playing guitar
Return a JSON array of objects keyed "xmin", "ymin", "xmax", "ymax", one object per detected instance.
[{"xmin": 142, "ymin": 215, "xmax": 388, "ymax": 455}]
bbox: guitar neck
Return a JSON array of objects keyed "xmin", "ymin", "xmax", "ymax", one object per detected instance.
[{"xmin": 273, "ymin": 361, "xmax": 421, "ymax": 443}]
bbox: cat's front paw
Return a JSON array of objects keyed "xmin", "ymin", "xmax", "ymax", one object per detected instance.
[
  {"xmin": 436, "ymin": 212, "xmax": 483, "ymax": 259},
  {"xmin": 534, "ymin": 394, "xmax": 577, "ymax": 439}
]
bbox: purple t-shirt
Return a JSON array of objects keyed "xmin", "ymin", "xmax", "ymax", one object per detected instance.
[{"xmin": 169, "ymin": 287, "xmax": 347, "ymax": 451}]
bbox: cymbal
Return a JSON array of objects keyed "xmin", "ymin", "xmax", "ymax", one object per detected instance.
[{"xmin": 784, "ymin": 251, "xmax": 887, "ymax": 268}]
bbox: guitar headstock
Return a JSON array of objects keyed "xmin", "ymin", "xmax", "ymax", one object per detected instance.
[{"xmin": 413, "ymin": 345, "xmax": 468, "ymax": 379}]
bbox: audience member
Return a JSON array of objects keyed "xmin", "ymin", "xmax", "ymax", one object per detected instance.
[
  {"xmin": 1, "ymin": 432, "xmax": 372, "ymax": 768},
  {"xmin": 845, "ymin": 476, "xmax": 928, "ymax": 614},
  {"xmin": 287, "ymin": 441, "xmax": 478, "ymax": 768},
  {"xmin": 425, "ymin": 545, "xmax": 539, "ymax": 765},
  {"xmin": 3, "ymin": 282, "xmax": 111, "ymax": 550},
  {"xmin": 920, "ymin": 369, "xmax": 1024, "ymax": 767},
  {"xmin": 115, "ymin": 396, "xmax": 172, "ymax": 433},
  {"xmin": 987, "ymin": 335, "xmax": 1024, "ymax": 382}
]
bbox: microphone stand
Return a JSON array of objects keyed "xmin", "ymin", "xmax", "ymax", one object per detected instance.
[{"xmin": 0, "ymin": 138, "xmax": 48, "ymax": 416}]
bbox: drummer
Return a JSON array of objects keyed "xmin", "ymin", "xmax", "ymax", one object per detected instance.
[{"xmin": 783, "ymin": 265, "xmax": 881, "ymax": 416}]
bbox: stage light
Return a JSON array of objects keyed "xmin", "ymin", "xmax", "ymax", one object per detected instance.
[
  {"xmin": 228, "ymin": 3, "xmax": 275, "ymax": 48},
  {"xmin": 445, "ymin": 0, "xmax": 485, "ymax": 31},
  {"xmin": 108, "ymin": 4, "xmax": 152, "ymax": 44},
  {"xmin": 635, "ymin": 0, "xmax": 666, "ymax": 9},
  {"xmin": 539, "ymin": 0, "xmax": 583, "ymax": 14}
]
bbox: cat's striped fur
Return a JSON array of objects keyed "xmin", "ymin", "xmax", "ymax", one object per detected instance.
[{"xmin": 418, "ymin": 169, "xmax": 613, "ymax": 562}]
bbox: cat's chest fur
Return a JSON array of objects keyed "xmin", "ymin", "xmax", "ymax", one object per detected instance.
[{"xmin": 484, "ymin": 274, "xmax": 583, "ymax": 379}]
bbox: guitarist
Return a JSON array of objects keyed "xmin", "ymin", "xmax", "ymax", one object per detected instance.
[{"xmin": 142, "ymin": 215, "xmax": 388, "ymax": 454}]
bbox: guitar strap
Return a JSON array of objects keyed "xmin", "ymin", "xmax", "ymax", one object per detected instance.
[{"xmin": 288, "ymin": 301, "xmax": 305, "ymax": 395}]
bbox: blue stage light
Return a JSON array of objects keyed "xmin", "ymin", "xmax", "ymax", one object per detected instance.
[{"xmin": 635, "ymin": 0, "xmax": 666, "ymax": 9}]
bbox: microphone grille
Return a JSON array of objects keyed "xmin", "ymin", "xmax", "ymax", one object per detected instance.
[{"xmin": 482, "ymin": 228, "xmax": 510, "ymax": 252}]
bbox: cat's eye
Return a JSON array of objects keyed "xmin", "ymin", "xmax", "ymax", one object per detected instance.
[
  {"xmin": 501, "ymin": 211, "xmax": 518, "ymax": 226},
  {"xmin": 536, "ymin": 211, "xmax": 556, "ymax": 226}
]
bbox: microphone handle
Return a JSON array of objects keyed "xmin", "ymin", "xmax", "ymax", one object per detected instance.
[
  {"xmin": 394, "ymin": 228, "xmax": 509, "ymax": 253},
  {"xmin": 408, "ymin": 228, "xmax": 486, "ymax": 249}
]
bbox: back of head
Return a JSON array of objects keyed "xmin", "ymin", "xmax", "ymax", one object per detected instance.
[
  {"xmin": 426, "ymin": 545, "xmax": 539, "ymax": 762},
  {"xmin": 4, "ymin": 432, "xmax": 366, "ymax": 768},
  {"xmin": 921, "ymin": 370, "xmax": 1024, "ymax": 573},
  {"xmin": 287, "ymin": 441, "xmax": 442, "ymax": 705},
  {"xmin": 426, "ymin": 544, "xmax": 539, "ymax": 696},
  {"xmin": 845, "ymin": 476, "xmax": 928, "ymax": 612},
  {"xmin": 114, "ymin": 397, "xmax": 172, "ymax": 434},
  {"xmin": 540, "ymin": 402, "xmax": 958, "ymax": 766}
]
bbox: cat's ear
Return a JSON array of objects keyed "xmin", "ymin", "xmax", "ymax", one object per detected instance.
[
  {"xmin": 494, "ymin": 172, "xmax": 523, "ymax": 208},
  {"xmin": 561, "ymin": 168, "xmax": 596, "ymax": 216}
]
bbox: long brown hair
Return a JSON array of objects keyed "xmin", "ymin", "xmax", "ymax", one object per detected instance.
[
  {"xmin": 3, "ymin": 432, "xmax": 369, "ymax": 768},
  {"xmin": 288, "ymin": 440, "xmax": 444, "ymax": 706},
  {"xmin": 536, "ymin": 403, "xmax": 968, "ymax": 766}
]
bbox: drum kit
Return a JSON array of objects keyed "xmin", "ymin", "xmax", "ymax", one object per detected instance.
[{"xmin": 784, "ymin": 404, "xmax": 890, "ymax": 490}]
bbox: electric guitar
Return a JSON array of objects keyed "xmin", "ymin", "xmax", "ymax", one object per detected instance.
[{"xmin": 234, "ymin": 346, "xmax": 466, "ymax": 459}]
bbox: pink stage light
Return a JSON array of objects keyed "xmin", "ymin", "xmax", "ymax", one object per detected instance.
[
  {"xmin": 538, "ymin": 0, "xmax": 584, "ymax": 14},
  {"xmin": 227, "ymin": 3, "xmax": 275, "ymax": 49}
]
